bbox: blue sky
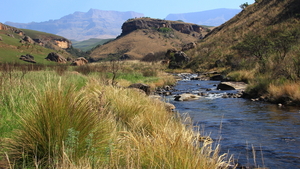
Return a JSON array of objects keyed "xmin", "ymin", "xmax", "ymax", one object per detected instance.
[{"xmin": 1, "ymin": 0, "xmax": 254, "ymax": 23}]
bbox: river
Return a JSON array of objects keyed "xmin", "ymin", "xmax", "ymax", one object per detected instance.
[{"xmin": 165, "ymin": 74, "xmax": 300, "ymax": 169}]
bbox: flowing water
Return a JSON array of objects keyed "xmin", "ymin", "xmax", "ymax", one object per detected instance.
[{"xmin": 165, "ymin": 74, "xmax": 300, "ymax": 169}]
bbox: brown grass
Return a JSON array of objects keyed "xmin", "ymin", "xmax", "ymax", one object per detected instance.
[{"xmin": 268, "ymin": 82, "xmax": 300, "ymax": 103}]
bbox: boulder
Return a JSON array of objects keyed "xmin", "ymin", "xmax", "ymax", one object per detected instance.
[
  {"xmin": 217, "ymin": 82, "xmax": 248, "ymax": 91},
  {"xmin": 22, "ymin": 35, "xmax": 35, "ymax": 44},
  {"xmin": 45, "ymin": 52, "xmax": 67, "ymax": 63},
  {"xmin": 174, "ymin": 93, "xmax": 201, "ymax": 101},
  {"xmin": 70, "ymin": 57, "xmax": 88, "ymax": 66},
  {"xmin": 174, "ymin": 51, "xmax": 189, "ymax": 63},
  {"xmin": 210, "ymin": 74, "xmax": 224, "ymax": 81},
  {"xmin": 182, "ymin": 42, "xmax": 196, "ymax": 51},
  {"xmin": 19, "ymin": 54, "xmax": 36, "ymax": 63},
  {"xmin": 128, "ymin": 83, "xmax": 151, "ymax": 95}
]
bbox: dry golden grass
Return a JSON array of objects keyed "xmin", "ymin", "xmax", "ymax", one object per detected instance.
[{"xmin": 268, "ymin": 82, "xmax": 300, "ymax": 103}]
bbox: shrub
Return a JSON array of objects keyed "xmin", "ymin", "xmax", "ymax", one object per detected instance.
[{"xmin": 158, "ymin": 27, "xmax": 173, "ymax": 33}]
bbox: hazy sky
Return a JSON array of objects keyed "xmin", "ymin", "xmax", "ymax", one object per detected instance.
[{"xmin": 1, "ymin": 0, "xmax": 254, "ymax": 23}]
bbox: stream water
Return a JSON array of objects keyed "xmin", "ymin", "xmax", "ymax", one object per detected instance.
[{"xmin": 165, "ymin": 74, "xmax": 300, "ymax": 169}]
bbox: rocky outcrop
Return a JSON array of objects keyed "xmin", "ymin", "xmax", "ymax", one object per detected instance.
[
  {"xmin": 166, "ymin": 49, "xmax": 190, "ymax": 68},
  {"xmin": 182, "ymin": 42, "xmax": 196, "ymax": 51},
  {"xmin": 121, "ymin": 18, "xmax": 207, "ymax": 37},
  {"xmin": 45, "ymin": 52, "xmax": 67, "ymax": 63},
  {"xmin": 55, "ymin": 39, "xmax": 72, "ymax": 49},
  {"xmin": 19, "ymin": 54, "xmax": 36, "ymax": 63},
  {"xmin": 71, "ymin": 57, "xmax": 88, "ymax": 66},
  {"xmin": 22, "ymin": 36, "xmax": 35, "ymax": 44}
]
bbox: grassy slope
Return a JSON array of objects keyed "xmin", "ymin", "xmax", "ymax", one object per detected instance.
[
  {"xmin": 20, "ymin": 29, "xmax": 65, "ymax": 40},
  {"xmin": 186, "ymin": 0, "xmax": 300, "ymax": 104},
  {"xmin": 0, "ymin": 29, "xmax": 72, "ymax": 64},
  {"xmin": 188, "ymin": 0, "xmax": 300, "ymax": 69},
  {"xmin": 72, "ymin": 38, "xmax": 114, "ymax": 51}
]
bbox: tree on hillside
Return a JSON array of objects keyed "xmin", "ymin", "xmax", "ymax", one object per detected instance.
[{"xmin": 240, "ymin": 2, "xmax": 249, "ymax": 10}]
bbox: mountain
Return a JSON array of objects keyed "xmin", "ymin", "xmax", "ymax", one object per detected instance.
[
  {"xmin": 89, "ymin": 18, "xmax": 210, "ymax": 61},
  {"xmin": 5, "ymin": 9, "xmax": 144, "ymax": 41},
  {"xmin": 165, "ymin": 8, "xmax": 241, "ymax": 26}
]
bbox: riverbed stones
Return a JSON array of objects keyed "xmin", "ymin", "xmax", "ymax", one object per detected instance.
[
  {"xmin": 174, "ymin": 93, "xmax": 201, "ymax": 101},
  {"xmin": 217, "ymin": 82, "xmax": 247, "ymax": 91}
]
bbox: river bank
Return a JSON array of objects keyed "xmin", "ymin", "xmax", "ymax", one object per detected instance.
[{"xmin": 160, "ymin": 73, "xmax": 300, "ymax": 169}]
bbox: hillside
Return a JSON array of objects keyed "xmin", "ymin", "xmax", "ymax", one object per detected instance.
[
  {"xmin": 166, "ymin": 8, "xmax": 241, "ymax": 26},
  {"xmin": 5, "ymin": 9, "xmax": 144, "ymax": 41},
  {"xmin": 187, "ymin": 0, "xmax": 300, "ymax": 70},
  {"xmin": 89, "ymin": 18, "xmax": 210, "ymax": 61},
  {"xmin": 72, "ymin": 38, "xmax": 114, "ymax": 51},
  {"xmin": 0, "ymin": 23, "xmax": 74, "ymax": 64},
  {"xmin": 185, "ymin": 0, "xmax": 300, "ymax": 104}
]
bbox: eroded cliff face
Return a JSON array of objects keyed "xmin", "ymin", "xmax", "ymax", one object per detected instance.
[
  {"xmin": 55, "ymin": 39, "xmax": 72, "ymax": 49},
  {"xmin": 121, "ymin": 18, "xmax": 207, "ymax": 37}
]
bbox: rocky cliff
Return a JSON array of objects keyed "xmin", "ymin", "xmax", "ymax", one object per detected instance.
[
  {"xmin": 120, "ymin": 18, "xmax": 207, "ymax": 38},
  {"xmin": 90, "ymin": 18, "xmax": 209, "ymax": 61}
]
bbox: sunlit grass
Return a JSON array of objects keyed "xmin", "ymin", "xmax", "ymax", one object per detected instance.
[
  {"xmin": 0, "ymin": 62, "xmax": 229, "ymax": 168},
  {"xmin": 268, "ymin": 82, "xmax": 300, "ymax": 104}
]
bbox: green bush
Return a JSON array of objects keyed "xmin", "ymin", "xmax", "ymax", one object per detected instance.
[{"xmin": 158, "ymin": 27, "xmax": 173, "ymax": 33}]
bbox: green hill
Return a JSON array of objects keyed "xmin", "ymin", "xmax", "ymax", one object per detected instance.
[
  {"xmin": 72, "ymin": 38, "xmax": 114, "ymax": 51},
  {"xmin": 0, "ymin": 23, "xmax": 74, "ymax": 64}
]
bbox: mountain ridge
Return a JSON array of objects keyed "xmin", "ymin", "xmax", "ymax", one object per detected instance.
[
  {"xmin": 6, "ymin": 9, "xmax": 144, "ymax": 41},
  {"xmin": 165, "ymin": 8, "xmax": 241, "ymax": 26},
  {"xmin": 5, "ymin": 8, "xmax": 239, "ymax": 41}
]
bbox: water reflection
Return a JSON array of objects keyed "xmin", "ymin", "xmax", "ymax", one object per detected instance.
[{"xmin": 168, "ymin": 78, "xmax": 300, "ymax": 169}]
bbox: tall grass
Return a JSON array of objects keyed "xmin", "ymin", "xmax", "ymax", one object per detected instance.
[
  {"xmin": 1, "ymin": 62, "xmax": 229, "ymax": 168},
  {"xmin": 268, "ymin": 82, "xmax": 300, "ymax": 104},
  {"xmin": 6, "ymin": 82, "xmax": 115, "ymax": 167}
]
